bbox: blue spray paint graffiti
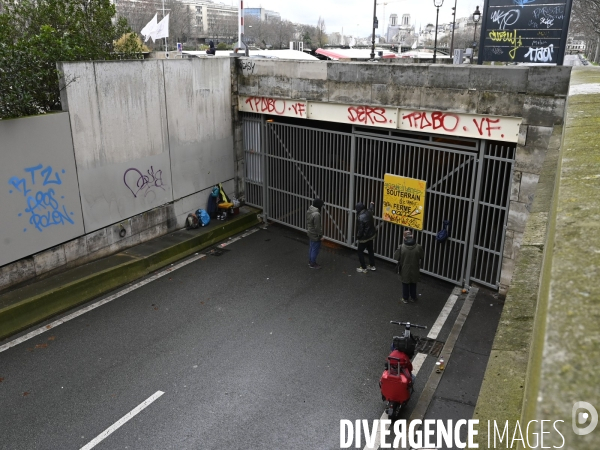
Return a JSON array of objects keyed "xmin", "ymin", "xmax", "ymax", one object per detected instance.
[{"xmin": 8, "ymin": 165, "xmax": 75, "ymax": 232}]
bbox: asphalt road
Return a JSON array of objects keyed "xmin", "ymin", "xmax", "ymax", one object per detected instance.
[{"xmin": 0, "ymin": 224, "xmax": 483, "ymax": 450}]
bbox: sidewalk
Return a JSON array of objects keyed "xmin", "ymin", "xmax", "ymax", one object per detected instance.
[{"xmin": 0, "ymin": 207, "xmax": 261, "ymax": 341}]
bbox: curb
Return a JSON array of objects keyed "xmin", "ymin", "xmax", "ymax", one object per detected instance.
[{"xmin": 0, "ymin": 211, "xmax": 261, "ymax": 341}]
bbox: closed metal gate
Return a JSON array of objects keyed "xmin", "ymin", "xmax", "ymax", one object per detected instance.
[{"xmin": 243, "ymin": 113, "xmax": 515, "ymax": 289}]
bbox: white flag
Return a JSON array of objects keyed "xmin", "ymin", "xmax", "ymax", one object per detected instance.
[
  {"xmin": 153, "ymin": 14, "xmax": 170, "ymax": 40},
  {"xmin": 141, "ymin": 13, "xmax": 158, "ymax": 43}
]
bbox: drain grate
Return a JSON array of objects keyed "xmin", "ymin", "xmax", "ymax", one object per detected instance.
[
  {"xmin": 416, "ymin": 338, "xmax": 445, "ymax": 358},
  {"xmin": 208, "ymin": 247, "xmax": 230, "ymax": 257}
]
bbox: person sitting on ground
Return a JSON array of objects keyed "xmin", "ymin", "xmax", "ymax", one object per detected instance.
[{"xmin": 206, "ymin": 41, "xmax": 216, "ymax": 56}]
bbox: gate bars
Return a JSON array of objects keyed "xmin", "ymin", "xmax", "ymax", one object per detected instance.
[{"xmin": 243, "ymin": 113, "xmax": 515, "ymax": 289}]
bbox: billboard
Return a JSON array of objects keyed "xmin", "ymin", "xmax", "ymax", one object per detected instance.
[{"xmin": 478, "ymin": 0, "xmax": 573, "ymax": 65}]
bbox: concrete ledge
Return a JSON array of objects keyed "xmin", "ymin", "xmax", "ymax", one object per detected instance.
[{"xmin": 0, "ymin": 207, "xmax": 261, "ymax": 341}]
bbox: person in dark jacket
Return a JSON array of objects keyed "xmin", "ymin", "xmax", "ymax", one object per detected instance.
[
  {"xmin": 306, "ymin": 198, "xmax": 324, "ymax": 269},
  {"xmin": 393, "ymin": 230, "xmax": 425, "ymax": 303},
  {"xmin": 206, "ymin": 41, "xmax": 216, "ymax": 55},
  {"xmin": 355, "ymin": 201, "xmax": 377, "ymax": 273}
]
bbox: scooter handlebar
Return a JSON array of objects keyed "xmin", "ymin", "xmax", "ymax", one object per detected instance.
[{"xmin": 390, "ymin": 321, "xmax": 427, "ymax": 330}]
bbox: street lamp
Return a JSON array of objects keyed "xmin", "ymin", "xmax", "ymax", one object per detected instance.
[
  {"xmin": 370, "ymin": 0, "xmax": 378, "ymax": 60},
  {"xmin": 471, "ymin": 6, "xmax": 481, "ymax": 64},
  {"xmin": 432, "ymin": 0, "xmax": 444, "ymax": 63},
  {"xmin": 449, "ymin": 0, "xmax": 457, "ymax": 57}
]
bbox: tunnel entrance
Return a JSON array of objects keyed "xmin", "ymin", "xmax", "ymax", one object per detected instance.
[{"xmin": 243, "ymin": 113, "xmax": 515, "ymax": 289}]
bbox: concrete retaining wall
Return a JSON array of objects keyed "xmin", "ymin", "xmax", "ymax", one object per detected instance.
[
  {"xmin": 474, "ymin": 66, "xmax": 600, "ymax": 450},
  {"xmin": 59, "ymin": 58, "xmax": 235, "ymax": 233},
  {"xmin": 234, "ymin": 59, "xmax": 571, "ymax": 294},
  {"xmin": 1, "ymin": 58, "xmax": 236, "ymax": 292}
]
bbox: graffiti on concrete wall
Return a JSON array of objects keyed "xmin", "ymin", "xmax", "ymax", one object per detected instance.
[
  {"xmin": 123, "ymin": 166, "xmax": 168, "ymax": 200},
  {"xmin": 308, "ymin": 102, "xmax": 398, "ymax": 129},
  {"xmin": 399, "ymin": 110, "xmax": 520, "ymax": 141},
  {"xmin": 8, "ymin": 164, "xmax": 75, "ymax": 232},
  {"xmin": 239, "ymin": 96, "xmax": 308, "ymax": 118},
  {"xmin": 347, "ymin": 106, "xmax": 392, "ymax": 125},
  {"xmin": 239, "ymin": 60, "xmax": 256, "ymax": 76}
]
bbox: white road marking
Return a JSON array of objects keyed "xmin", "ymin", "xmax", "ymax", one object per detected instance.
[
  {"xmin": 241, "ymin": 228, "xmax": 260, "ymax": 238},
  {"xmin": 0, "ymin": 227, "xmax": 262, "ymax": 353},
  {"xmin": 363, "ymin": 287, "xmax": 462, "ymax": 450},
  {"xmin": 426, "ymin": 292, "xmax": 459, "ymax": 340},
  {"xmin": 79, "ymin": 391, "xmax": 164, "ymax": 450}
]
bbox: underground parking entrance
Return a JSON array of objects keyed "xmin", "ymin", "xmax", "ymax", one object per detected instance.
[{"xmin": 242, "ymin": 112, "xmax": 515, "ymax": 291}]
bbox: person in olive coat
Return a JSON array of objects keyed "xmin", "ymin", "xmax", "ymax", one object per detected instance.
[
  {"xmin": 306, "ymin": 197, "xmax": 324, "ymax": 269},
  {"xmin": 394, "ymin": 230, "xmax": 425, "ymax": 303}
]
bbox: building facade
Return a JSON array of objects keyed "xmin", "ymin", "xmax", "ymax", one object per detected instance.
[{"xmin": 245, "ymin": 7, "xmax": 280, "ymax": 22}]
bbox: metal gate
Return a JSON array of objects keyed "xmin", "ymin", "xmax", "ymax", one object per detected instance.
[{"xmin": 243, "ymin": 113, "xmax": 515, "ymax": 289}]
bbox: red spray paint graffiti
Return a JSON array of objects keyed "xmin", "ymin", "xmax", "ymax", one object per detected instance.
[
  {"xmin": 244, "ymin": 97, "xmax": 306, "ymax": 117},
  {"xmin": 402, "ymin": 111, "xmax": 506, "ymax": 138},
  {"xmin": 347, "ymin": 106, "xmax": 389, "ymax": 125}
]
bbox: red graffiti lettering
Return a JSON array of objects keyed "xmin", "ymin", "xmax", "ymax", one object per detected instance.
[
  {"xmin": 473, "ymin": 118, "xmax": 502, "ymax": 137},
  {"xmin": 244, "ymin": 97, "xmax": 307, "ymax": 116},
  {"xmin": 348, "ymin": 106, "xmax": 388, "ymax": 124},
  {"xmin": 402, "ymin": 111, "xmax": 459, "ymax": 132},
  {"xmin": 291, "ymin": 103, "xmax": 306, "ymax": 116},
  {"xmin": 244, "ymin": 97, "xmax": 286, "ymax": 115}
]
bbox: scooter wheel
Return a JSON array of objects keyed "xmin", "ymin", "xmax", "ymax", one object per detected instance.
[{"xmin": 388, "ymin": 403, "xmax": 402, "ymax": 421}]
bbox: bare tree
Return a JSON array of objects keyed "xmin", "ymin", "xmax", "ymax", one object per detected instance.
[
  {"xmin": 571, "ymin": 0, "xmax": 600, "ymax": 63},
  {"xmin": 245, "ymin": 14, "xmax": 268, "ymax": 48},
  {"xmin": 163, "ymin": 0, "xmax": 192, "ymax": 46},
  {"xmin": 297, "ymin": 23, "xmax": 318, "ymax": 49},
  {"xmin": 116, "ymin": 0, "xmax": 156, "ymax": 39},
  {"xmin": 244, "ymin": 15, "xmax": 328, "ymax": 50},
  {"xmin": 316, "ymin": 16, "xmax": 327, "ymax": 48},
  {"xmin": 266, "ymin": 18, "xmax": 295, "ymax": 49},
  {"xmin": 116, "ymin": 0, "xmax": 191, "ymax": 49}
]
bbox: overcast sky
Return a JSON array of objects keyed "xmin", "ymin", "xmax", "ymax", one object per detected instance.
[{"xmin": 239, "ymin": 0, "xmax": 484, "ymax": 37}]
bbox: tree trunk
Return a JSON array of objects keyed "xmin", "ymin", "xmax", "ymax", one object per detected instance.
[{"xmin": 595, "ymin": 36, "xmax": 600, "ymax": 63}]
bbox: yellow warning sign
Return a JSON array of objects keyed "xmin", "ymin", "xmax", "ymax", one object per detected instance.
[{"xmin": 382, "ymin": 174, "xmax": 427, "ymax": 230}]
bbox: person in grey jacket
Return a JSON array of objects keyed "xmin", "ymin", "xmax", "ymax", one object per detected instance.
[
  {"xmin": 394, "ymin": 230, "xmax": 425, "ymax": 303},
  {"xmin": 306, "ymin": 198, "xmax": 324, "ymax": 269}
]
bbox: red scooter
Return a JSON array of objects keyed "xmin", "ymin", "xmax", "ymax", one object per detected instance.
[{"xmin": 379, "ymin": 321, "xmax": 427, "ymax": 420}]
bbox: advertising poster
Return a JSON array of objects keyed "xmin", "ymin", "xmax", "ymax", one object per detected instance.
[{"xmin": 382, "ymin": 174, "xmax": 427, "ymax": 231}]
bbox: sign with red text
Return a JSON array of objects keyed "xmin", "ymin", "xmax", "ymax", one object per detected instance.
[
  {"xmin": 308, "ymin": 102, "xmax": 397, "ymax": 129},
  {"xmin": 382, "ymin": 174, "xmax": 426, "ymax": 231},
  {"xmin": 239, "ymin": 96, "xmax": 308, "ymax": 118},
  {"xmin": 399, "ymin": 109, "xmax": 521, "ymax": 142}
]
